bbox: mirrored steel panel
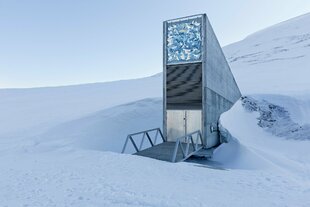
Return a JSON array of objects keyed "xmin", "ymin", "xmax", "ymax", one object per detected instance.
[{"xmin": 166, "ymin": 15, "xmax": 203, "ymax": 65}]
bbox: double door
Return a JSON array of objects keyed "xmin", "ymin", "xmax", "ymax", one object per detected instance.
[{"xmin": 166, "ymin": 110, "xmax": 202, "ymax": 142}]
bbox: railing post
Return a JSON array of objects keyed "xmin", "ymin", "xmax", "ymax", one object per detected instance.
[
  {"xmin": 199, "ymin": 131, "xmax": 203, "ymax": 145},
  {"xmin": 153, "ymin": 130, "xmax": 159, "ymax": 145},
  {"xmin": 146, "ymin": 132, "xmax": 154, "ymax": 146},
  {"xmin": 179, "ymin": 140, "xmax": 186, "ymax": 157},
  {"xmin": 139, "ymin": 133, "xmax": 146, "ymax": 151},
  {"xmin": 172, "ymin": 140, "xmax": 179, "ymax": 162},
  {"xmin": 121, "ymin": 135, "xmax": 130, "ymax": 153},
  {"xmin": 129, "ymin": 136, "xmax": 139, "ymax": 152},
  {"xmin": 185, "ymin": 135, "xmax": 190, "ymax": 156},
  {"xmin": 190, "ymin": 135, "xmax": 196, "ymax": 151},
  {"xmin": 195, "ymin": 133, "xmax": 199, "ymax": 150},
  {"xmin": 158, "ymin": 128, "xmax": 166, "ymax": 142}
]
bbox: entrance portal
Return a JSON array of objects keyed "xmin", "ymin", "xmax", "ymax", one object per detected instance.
[{"xmin": 167, "ymin": 110, "xmax": 202, "ymax": 142}]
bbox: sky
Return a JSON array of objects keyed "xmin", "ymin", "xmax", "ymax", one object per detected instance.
[{"xmin": 0, "ymin": 0, "xmax": 310, "ymax": 88}]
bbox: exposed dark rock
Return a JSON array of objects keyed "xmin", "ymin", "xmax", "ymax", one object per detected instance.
[{"xmin": 241, "ymin": 96, "xmax": 310, "ymax": 140}]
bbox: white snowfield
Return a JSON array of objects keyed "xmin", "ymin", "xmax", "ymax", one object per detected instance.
[
  {"xmin": 1, "ymin": 13, "xmax": 310, "ymax": 207},
  {"xmin": 0, "ymin": 74, "xmax": 161, "ymax": 139},
  {"xmin": 224, "ymin": 12, "xmax": 310, "ymax": 95}
]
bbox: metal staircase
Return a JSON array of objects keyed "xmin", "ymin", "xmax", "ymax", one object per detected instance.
[{"xmin": 121, "ymin": 128, "xmax": 204, "ymax": 162}]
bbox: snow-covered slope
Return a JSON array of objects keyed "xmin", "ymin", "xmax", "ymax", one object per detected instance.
[
  {"xmin": 1, "ymin": 13, "xmax": 310, "ymax": 207},
  {"xmin": 1, "ymin": 99, "xmax": 309, "ymax": 207},
  {"xmin": 35, "ymin": 98, "xmax": 162, "ymax": 153},
  {"xmin": 0, "ymin": 74, "xmax": 161, "ymax": 138},
  {"xmin": 224, "ymin": 13, "xmax": 310, "ymax": 95}
]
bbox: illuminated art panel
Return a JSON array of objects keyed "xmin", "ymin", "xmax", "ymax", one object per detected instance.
[{"xmin": 167, "ymin": 16, "xmax": 202, "ymax": 64}]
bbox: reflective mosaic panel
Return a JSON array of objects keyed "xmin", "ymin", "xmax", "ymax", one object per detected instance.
[{"xmin": 167, "ymin": 17, "xmax": 202, "ymax": 64}]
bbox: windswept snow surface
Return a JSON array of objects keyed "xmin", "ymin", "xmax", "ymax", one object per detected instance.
[
  {"xmin": 224, "ymin": 13, "xmax": 310, "ymax": 95},
  {"xmin": 1, "ymin": 99, "xmax": 310, "ymax": 207},
  {"xmin": 36, "ymin": 98, "xmax": 162, "ymax": 152},
  {"xmin": 0, "ymin": 73, "xmax": 161, "ymax": 139},
  {"xmin": 1, "ymin": 13, "xmax": 310, "ymax": 206}
]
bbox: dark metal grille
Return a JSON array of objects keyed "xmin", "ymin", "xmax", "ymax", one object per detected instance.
[{"xmin": 166, "ymin": 63, "xmax": 202, "ymax": 109}]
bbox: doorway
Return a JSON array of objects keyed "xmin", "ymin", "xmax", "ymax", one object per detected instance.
[{"xmin": 166, "ymin": 110, "xmax": 202, "ymax": 142}]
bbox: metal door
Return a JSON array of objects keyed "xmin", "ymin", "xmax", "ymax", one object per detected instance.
[
  {"xmin": 167, "ymin": 110, "xmax": 202, "ymax": 142},
  {"xmin": 186, "ymin": 110, "xmax": 202, "ymax": 144},
  {"xmin": 167, "ymin": 110, "xmax": 185, "ymax": 142}
]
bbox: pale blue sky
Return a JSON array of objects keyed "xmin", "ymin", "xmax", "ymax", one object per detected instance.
[{"xmin": 1, "ymin": 0, "xmax": 310, "ymax": 88}]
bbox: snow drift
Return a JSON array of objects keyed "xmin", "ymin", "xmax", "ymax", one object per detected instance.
[
  {"xmin": 35, "ymin": 98, "xmax": 162, "ymax": 152},
  {"xmin": 0, "ymin": 74, "xmax": 161, "ymax": 139}
]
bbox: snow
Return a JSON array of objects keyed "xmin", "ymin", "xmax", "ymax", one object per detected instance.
[
  {"xmin": 36, "ymin": 98, "xmax": 162, "ymax": 152},
  {"xmin": 1, "ymin": 13, "xmax": 310, "ymax": 206},
  {"xmin": 224, "ymin": 13, "xmax": 310, "ymax": 95},
  {"xmin": 0, "ymin": 74, "xmax": 161, "ymax": 139},
  {"xmin": 1, "ymin": 100, "xmax": 310, "ymax": 206}
]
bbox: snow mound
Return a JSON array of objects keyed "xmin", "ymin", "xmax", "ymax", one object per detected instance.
[
  {"xmin": 0, "ymin": 74, "xmax": 162, "ymax": 139},
  {"xmin": 34, "ymin": 98, "xmax": 162, "ymax": 153},
  {"xmin": 220, "ymin": 100, "xmax": 310, "ymax": 175},
  {"xmin": 211, "ymin": 136, "xmax": 272, "ymax": 170}
]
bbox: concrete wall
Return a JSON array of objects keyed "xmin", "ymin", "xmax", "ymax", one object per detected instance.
[{"xmin": 203, "ymin": 16, "xmax": 241, "ymax": 147}]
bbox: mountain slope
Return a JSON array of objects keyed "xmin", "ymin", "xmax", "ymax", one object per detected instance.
[{"xmin": 224, "ymin": 12, "xmax": 310, "ymax": 95}]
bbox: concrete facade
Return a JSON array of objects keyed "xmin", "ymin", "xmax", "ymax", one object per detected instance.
[
  {"xmin": 163, "ymin": 14, "xmax": 241, "ymax": 149},
  {"xmin": 203, "ymin": 16, "xmax": 241, "ymax": 147}
]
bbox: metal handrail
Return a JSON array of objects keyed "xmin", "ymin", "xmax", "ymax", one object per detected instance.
[
  {"xmin": 171, "ymin": 130, "xmax": 203, "ymax": 162},
  {"xmin": 121, "ymin": 128, "xmax": 165, "ymax": 154}
]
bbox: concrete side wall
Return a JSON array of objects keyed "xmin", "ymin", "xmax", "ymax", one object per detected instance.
[{"xmin": 204, "ymin": 17, "xmax": 242, "ymax": 147}]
